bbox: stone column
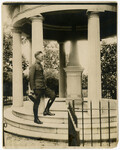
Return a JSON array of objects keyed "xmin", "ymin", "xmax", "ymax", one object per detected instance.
[
  {"xmin": 31, "ymin": 15, "xmax": 45, "ymax": 114},
  {"xmin": 31, "ymin": 15, "xmax": 44, "ymax": 63},
  {"xmin": 59, "ymin": 42, "xmax": 66, "ymax": 98},
  {"xmin": 27, "ymin": 37, "xmax": 32, "ymax": 96},
  {"xmin": 64, "ymin": 39, "xmax": 84, "ymax": 106},
  {"xmin": 88, "ymin": 11, "xmax": 101, "ymax": 110},
  {"xmin": 28, "ymin": 37, "xmax": 32, "ymax": 66},
  {"xmin": 68, "ymin": 40, "xmax": 80, "ymax": 66},
  {"xmin": 12, "ymin": 27, "xmax": 23, "ymax": 107}
]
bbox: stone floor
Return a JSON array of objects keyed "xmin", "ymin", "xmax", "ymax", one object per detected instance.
[
  {"xmin": 3, "ymin": 132, "xmax": 118, "ymax": 149},
  {"xmin": 4, "ymin": 132, "xmax": 68, "ymax": 149}
]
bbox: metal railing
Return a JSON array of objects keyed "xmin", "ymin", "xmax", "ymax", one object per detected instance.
[
  {"xmin": 3, "ymin": 122, "xmax": 7, "ymax": 147},
  {"xmin": 68, "ymin": 102, "xmax": 80, "ymax": 146},
  {"xmin": 68, "ymin": 99, "xmax": 117, "ymax": 147}
]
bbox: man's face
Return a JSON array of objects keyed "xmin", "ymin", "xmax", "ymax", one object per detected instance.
[{"xmin": 36, "ymin": 53, "xmax": 44, "ymax": 62}]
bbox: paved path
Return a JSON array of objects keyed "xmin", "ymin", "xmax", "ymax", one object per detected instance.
[
  {"xmin": 4, "ymin": 132, "xmax": 117, "ymax": 149},
  {"xmin": 4, "ymin": 132, "xmax": 68, "ymax": 149}
]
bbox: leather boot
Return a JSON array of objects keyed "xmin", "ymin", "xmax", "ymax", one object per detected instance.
[
  {"xmin": 34, "ymin": 118, "xmax": 43, "ymax": 124},
  {"xmin": 33, "ymin": 108, "xmax": 43, "ymax": 124},
  {"xmin": 43, "ymin": 99, "xmax": 55, "ymax": 116}
]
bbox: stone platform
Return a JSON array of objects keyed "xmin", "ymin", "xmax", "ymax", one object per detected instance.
[{"xmin": 4, "ymin": 98, "xmax": 118, "ymax": 144}]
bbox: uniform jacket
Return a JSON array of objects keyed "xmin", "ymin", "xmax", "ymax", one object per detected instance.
[{"xmin": 29, "ymin": 61, "xmax": 46, "ymax": 90}]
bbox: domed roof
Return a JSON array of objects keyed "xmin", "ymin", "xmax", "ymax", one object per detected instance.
[{"xmin": 7, "ymin": 3, "xmax": 116, "ymax": 40}]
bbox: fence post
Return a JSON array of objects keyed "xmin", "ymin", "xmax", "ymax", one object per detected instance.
[
  {"xmin": 82, "ymin": 100, "xmax": 84, "ymax": 146},
  {"xmin": 3, "ymin": 123, "xmax": 5, "ymax": 147},
  {"xmin": 72, "ymin": 100, "xmax": 75, "ymax": 112},
  {"xmin": 99, "ymin": 101, "xmax": 102, "ymax": 146},
  {"xmin": 108, "ymin": 101, "xmax": 110, "ymax": 146},
  {"xmin": 90, "ymin": 101, "xmax": 93, "ymax": 146},
  {"xmin": 68, "ymin": 105, "xmax": 72, "ymax": 146},
  {"xmin": 3, "ymin": 122, "xmax": 7, "ymax": 147}
]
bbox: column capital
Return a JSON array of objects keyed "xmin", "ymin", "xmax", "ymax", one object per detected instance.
[
  {"xmin": 30, "ymin": 14, "xmax": 44, "ymax": 22},
  {"xmin": 87, "ymin": 11, "xmax": 100, "ymax": 19},
  {"xmin": 12, "ymin": 27, "xmax": 22, "ymax": 33}
]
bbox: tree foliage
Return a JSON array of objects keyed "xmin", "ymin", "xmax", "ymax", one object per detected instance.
[
  {"xmin": 3, "ymin": 32, "xmax": 13, "ymax": 82},
  {"xmin": 44, "ymin": 40, "xmax": 59, "ymax": 72},
  {"xmin": 82, "ymin": 74, "xmax": 88, "ymax": 89},
  {"xmin": 3, "ymin": 32, "xmax": 29, "ymax": 96},
  {"xmin": 43, "ymin": 40, "xmax": 59, "ymax": 95},
  {"xmin": 101, "ymin": 42, "xmax": 117, "ymax": 99}
]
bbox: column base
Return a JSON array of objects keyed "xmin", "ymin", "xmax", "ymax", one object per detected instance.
[{"xmin": 64, "ymin": 65, "xmax": 84, "ymax": 100}]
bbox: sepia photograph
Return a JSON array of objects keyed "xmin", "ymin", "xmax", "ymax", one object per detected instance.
[{"xmin": 2, "ymin": 1, "xmax": 118, "ymax": 149}]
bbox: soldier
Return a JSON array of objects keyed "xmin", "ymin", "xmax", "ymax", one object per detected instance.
[{"xmin": 29, "ymin": 51, "xmax": 56, "ymax": 124}]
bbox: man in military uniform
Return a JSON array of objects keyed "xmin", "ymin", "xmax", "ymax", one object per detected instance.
[{"xmin": 29, "ymin": 51, "xmax": 56, "ymax": 124}]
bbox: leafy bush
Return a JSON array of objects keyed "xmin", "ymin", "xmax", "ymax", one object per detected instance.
[
  {"xmin": 44, "ymin": 69, "xmax": 59, "ymax": 95},
  {"xmin": 101, "ymin": 43, "xmax": 117, "ymax": 99},
  {"xmin": 43, "ymin": 41, "xmax": 59, "ymax": 95},
  {"xmin": 82, "ymin": 74, "xmax": 88, "ymax": 89},
  {"xmin": 46, "ymin": 77, "xmax": 59, "ymax": 96},
  {"xmin": 23, "ymin": 74, "xmax": 29, "ymax": 96}
]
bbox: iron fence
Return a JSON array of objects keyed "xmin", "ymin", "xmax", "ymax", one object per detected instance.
[
  {"xmin": 3, "ymin": 122, "xmax": 7, "ymax": 147},
  {"xmin": 68, "ymin": 99, "xmax": 117, "ymax": 147}
]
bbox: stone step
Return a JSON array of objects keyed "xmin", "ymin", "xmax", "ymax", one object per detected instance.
[
  {"xmin": 12, "ymin": 107, "xmax": 117, "ymax": 124},
  {"xmin": 4, "ymin": 108, "xmax": 117, "ymax": 134},
  {"xmin": 5, "ymin": 118, "xmax": 117, "ymax": 135},
  {"xmin": 4, "ymin": 124, "xmax": 68, "ymax": 141},
  {"xmin": 25, "ymin": 99, "xmax": 88, "ymax": 112},
  {"xmin": 4, "ymin": 123, "xmax": 117, "ymax": 142},
  {"xmin": 24, "ymin": 100, "xmax": 68, "ymax": 113},
  {"xmin": 4, "ymin": 108, "xmax": 118, "ymax": 141},
  {"xmin": 12, "ymin": 110, "xmax": 67, "ymax": 124}
]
